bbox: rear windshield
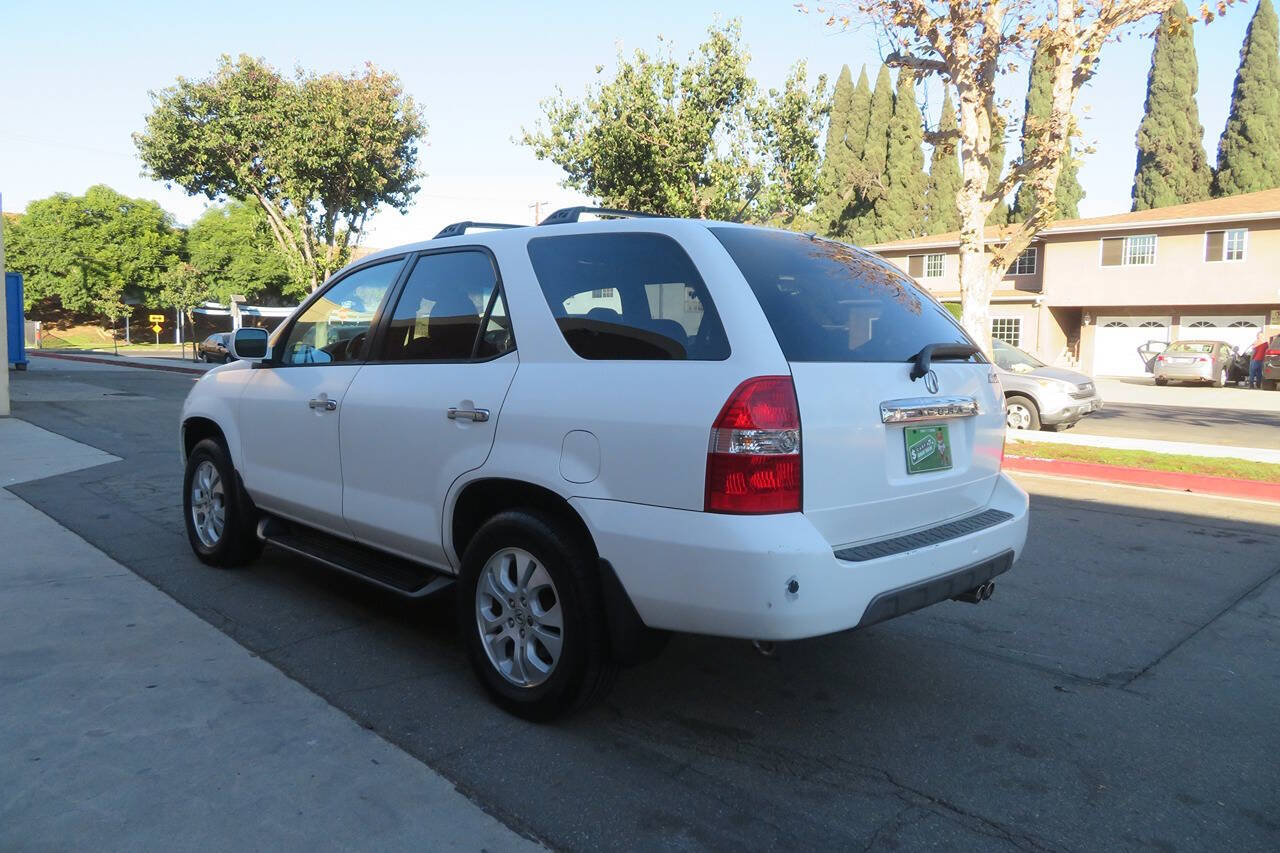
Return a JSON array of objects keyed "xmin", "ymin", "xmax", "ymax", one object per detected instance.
[
  {"xmin": 1167, "ymin": 342, "xmax": 1215, "ymax": 354},
  {"xmin": 526, "ymin": 232, "xmax": 730, "ymax": 360},
  {"xmin": 711, "ymin": 227, "xmax": 976, "ymax": 363}
]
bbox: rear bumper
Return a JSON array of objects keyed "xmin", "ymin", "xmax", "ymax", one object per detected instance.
[
  {"xmin": 1154, "ymin": 364, "xmax": 1214, "ymax": 381},
  {"xmin": 572, "ymin": 472, "xmax": 1029, "ymax": 641}
]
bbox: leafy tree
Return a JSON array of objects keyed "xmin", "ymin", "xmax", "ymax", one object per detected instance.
[
  {"xmin": 925, "ymin": 91, "xmax": 962, "ymax": 234},
  {"xmin": 187, "ymin": 202, "xmax": 294, "ymax": 301},
  {"xmin": 135, "ymin": 55, "xmax": 425, "ymax": 293},
  {"xmin": 753, "ymin": 62, "xmax": 830, "ymax": 226},
  {"xmin": 523, "ymin": 21, "xmax": 760, "ymax": 220},
  {"xmin": 1129, "ymin": 2, "xmax": 1212, "ymax": 210},
  {"xmin": 814, "ymin": 65, "xmax": 869, "ymax": 232},
  {"xmin": 848, "ymin": 65, "xmax": 894, "ymax": 243},
  {"xmin": 158, "ymin": 262, "xmax": 215, "ymax": 327},
  {"xmin": 986, "ymin": 120, "xmax": 1010, "ymax": 226},
  {"xmin": 1214, "ymin": 0, "xmax": 1280, "ymax": 197},
  {"xmin": 874, "ymin": 69, "xmax": 928, "ymax": 240},
  {"xmin": 1013, "ymin": 43, "xmax": 1085, "ymax": 218},
  {"xmin": 4, "ymin": 185, "xmax": 181, "ymax": 320}
]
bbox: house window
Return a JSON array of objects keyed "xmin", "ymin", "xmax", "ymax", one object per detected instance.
[
  {"xmin": 1101, "ymin": 234, "xmax": 1157, "ymax": 267},
  {"xmin": 991, "ymin": 317, "xmax": 1021, "ymax": 348},
  {"xmin": 1007, "ymin": 247, "xmax": 1037, "ymax": 276},
  {"xmin": 907, "ymin": 253, "xmax": 945, "ymax": 278},
  {"xmin": 1205, "ymin": 228, "xmax": 1247, "ymax": 262},
  {"xmin": 591, "ymin": 287, "xmax": 615, "ymax": 298}
]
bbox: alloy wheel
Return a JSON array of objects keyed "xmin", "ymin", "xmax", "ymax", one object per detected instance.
[
  {"xmin": 475, "ymin": 547, "xmax": 564, "ymax": 688},
  {"xmin": 189, "ymin": 460, "xmax": 226, "ymax": 547}
]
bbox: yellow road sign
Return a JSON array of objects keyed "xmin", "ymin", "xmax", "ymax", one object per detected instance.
[
  {"xmin": 151, "ymin": 324, "xmax": 163, "ymax": 334},
  {"xmin": 149, "ymin": 314, "xmax": 165, "ymax": 323}
]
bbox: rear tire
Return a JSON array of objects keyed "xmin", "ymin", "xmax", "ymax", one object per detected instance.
[
  {"xmin": 1005, "ymin": 395, "xmax": 1041, "ymax": 431},
  {"xmin": 1154, "ymin": 377, "xmax": 1168, "ymax": 386},
  {"xmin": 457, "ymin": 510, "xmax": 617, "ymax": 721},
  {"xmin": 183, "ymin": 438, "xmax": 263, "ymax": 567}
]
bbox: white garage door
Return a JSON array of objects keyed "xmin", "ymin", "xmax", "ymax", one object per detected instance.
[
  {"xmin": 1093, "ymin": 316, "xmax": 1172, "ymax": 376},
  {"xmin": 1178, "ymin": 315, "xmax": 1264, "ymax": 352}
]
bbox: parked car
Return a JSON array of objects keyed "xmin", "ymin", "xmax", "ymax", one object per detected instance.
[
  {"xmin": 992, "ymin": 338, "xmax": 1102, "ymax": 431},
  {"xmin": 1262, "ymin": 334, "xmax": 1280, "ymax": 391},
  {"xmin": 1151, "ymin": 339, "xmax": 1240, "ymax": 386},
  {"xmin": 198, "ymin": 332, "xmax": 235, "ymax": 364},
  {"xmin": 179, "ymin": 212, "xmax": 1029, "ymax": 719}
]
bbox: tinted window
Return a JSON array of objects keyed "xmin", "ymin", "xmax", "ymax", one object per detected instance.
[
  {"xmin": 280, "ymin": 260, "xmax": 402, "ymax": 365},
  {"xmin": 378, "ymin": 251, "xmax": 511, "ymax": 361},
  {"xmin": 711, "ymin": 227, "xmax": 975, "ymax": 363},
  {"xmin": 526, "ymin": 233, "xmax": 729, "ymax": 360}
]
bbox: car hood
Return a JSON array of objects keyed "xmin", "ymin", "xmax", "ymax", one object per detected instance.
[{"xmin": 999, "ymin": 364, "xmax": 1093, "ymax": 387}]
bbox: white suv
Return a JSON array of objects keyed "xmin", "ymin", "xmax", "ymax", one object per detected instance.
[{"xmin": 180, "ymin": 210, "xmax": 1029, "ymax": 719}]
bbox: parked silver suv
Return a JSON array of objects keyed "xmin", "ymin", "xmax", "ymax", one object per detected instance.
[{"xmin": 993, "ymin": 339, "xmax": 1102, "ymax": 431}]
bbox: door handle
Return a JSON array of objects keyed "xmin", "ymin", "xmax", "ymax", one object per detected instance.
[
  {"xmin": 308, "ymin": 397, "xmax": 338, "ymax": 411},
  {"xmin": 447, "ymin": 407, "xmax": 490, "ymax": 422}
]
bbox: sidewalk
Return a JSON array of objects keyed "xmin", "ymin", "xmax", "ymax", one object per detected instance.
[
  {"xmin": 1008, "ymin": 425, "xmax": 1280, "ymax": 464},
  {"xmin": 0, "ymin": 417, "xmax": 541, "ymax": 851},
  {"xmin": 28, "ymin": 350, "xmax": 211, "ymax": 375}
]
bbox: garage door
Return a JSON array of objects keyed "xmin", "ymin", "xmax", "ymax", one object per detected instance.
[
  {"xmin": 1178, "ymin": 315, "xmax": 1264, "ymax": 352},
  {"xmin": 1093, "ymin": 316, "xmax": 1172, "ymax": 376}
]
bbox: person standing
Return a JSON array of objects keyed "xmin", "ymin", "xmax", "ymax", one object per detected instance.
[{"xmin": 1247, "ymin": 331, "xmax": 1268, "ymax": 389}]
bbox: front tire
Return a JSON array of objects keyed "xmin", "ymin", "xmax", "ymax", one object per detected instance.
[
  {"xmin": 183, "ymin": 438, "xmax": 263, "ymax": 567},
  {"xmin": 1154, "ymin": 377, "xmax": 1168, "ymax": 386},
  {"xmin": 1005, "ymin": 395, "xmax": 1041, "ymax": 431},
  {"xmin": 457, "ymin": 510, "xmax": 617, "ymax": 720}
]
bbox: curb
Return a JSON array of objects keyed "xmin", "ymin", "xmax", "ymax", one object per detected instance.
[
  {"xmin": 27, "ymin": 350, "xmax": 207, "ymax": 376},
  {"xmin": 1004, "ymin": 455, "xmax": 1280, "ymax": 502}
]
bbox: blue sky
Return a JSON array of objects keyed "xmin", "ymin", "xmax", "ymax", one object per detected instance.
[{"xmin": 0, "ymin": 0, "xmax": 1261, "ymax": 248}]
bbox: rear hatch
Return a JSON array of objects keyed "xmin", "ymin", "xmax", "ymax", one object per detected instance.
[{"xmin": 711, "ymin": 227, "xmax": 1005, "ymax": 548}]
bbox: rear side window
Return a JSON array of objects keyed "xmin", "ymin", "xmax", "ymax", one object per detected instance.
[
  {"xmin": 711, "ymin": 227, "xmax": 974, "ymax": 363},
  {"xmin": 526, "ymin": 233, "xmax": 730, "ymax": 360}
]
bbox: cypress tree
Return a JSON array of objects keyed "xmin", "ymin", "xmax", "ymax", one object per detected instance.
[
  {"xmin": 850, "ymin": 65, "xmax": 894, "ymax": 243},
  {"xmin": 925, "ymin": 91, "xmax": 962, "ymax": 234},
  {"xmin": 1012, "ymin": 43, "xmax": 1084, "ymax": 219},
  {"xmin": 875, "ymin": 70, "xmax": 927, "ymax": 240},
  {"xmin": 1214, "ymin": 0, "xmax": 1280, "ymax": 197},
  {"xmin": 987, "ymin": 119, "xmax": 1010, "ymax": 226},
  {"xmin": 815, "ymin": 65, "xmax": 870, "ymax": 236},
  {"xmin": 1130, "ymin": 2, "xmax": 1212, "ymax": 210},
  {"xmin": 847, "ymin": 66, "xmax": 872, "ymax": 161}
]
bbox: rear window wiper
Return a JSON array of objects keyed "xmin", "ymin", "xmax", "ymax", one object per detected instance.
[{"xmin": 909, "ymin": 343, "xmax": 981, "ymax": 381}]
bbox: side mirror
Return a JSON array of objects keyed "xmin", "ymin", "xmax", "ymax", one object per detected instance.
[{"xmin": 230, "ymin": 327, "xmax": 270, "ymax": 362}]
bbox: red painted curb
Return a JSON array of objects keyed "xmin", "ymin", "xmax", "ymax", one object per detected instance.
[
  {"xmin": 1005, "ymin": 454, "xmax": 1280, "ymax": 501},
  {"xmin": 28, "ymin": 350, "xmax": 206, "ymax": 376}
]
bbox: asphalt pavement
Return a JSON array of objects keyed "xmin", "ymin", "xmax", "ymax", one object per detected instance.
[{"xmin": 4, "ymin": 359, "xmax": 1279, "ymax": 851}]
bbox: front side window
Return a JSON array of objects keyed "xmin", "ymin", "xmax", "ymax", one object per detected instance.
[
  {"xmin": 712, "ymin": 228, "xmax": 976, "ymax": 363},
  {"xmin": 378, "ymin": 250, "xmax": 511, "ymax": 361},
  {"xmin": 991, "ymin": 317, "xmax": 1022, "ymax": 348},
  {"xmin": 1008, "ymin": 247, "xmax": 1037, "ymax": 276},
  {"xmin": 526, "ymin": 233, "xmax": 729, "ymax": 360},
  {"xmin": 908, "ymin": 253, "xmax": 945, "ymax": 278},
  {"xmin": 279, "ymin": 259, "xmax": 402, "ymax": 365},
  {"xmin": 1102, "ymin": 235, "xmax": 1156, "ymax": 267}
]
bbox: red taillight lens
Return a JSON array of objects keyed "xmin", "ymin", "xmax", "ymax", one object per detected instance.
[
  {"xmin": 1155, "ymin": 355, "xmax": 1165, "ymax": 362},
  {"xmin": 1196, "ymin": 356, "xmax": 1210, "ymax": 363},
  {"xmin": 705, "ymin": 376, "xmax": 801, "ymax": 514}
]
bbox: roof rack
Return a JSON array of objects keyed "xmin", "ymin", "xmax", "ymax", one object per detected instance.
[
  {"xmin": 538, "ymin": 206, "xmax": 661, "ymax": 225},
  {"xmin": 433, "ymin": 221, "xmax": 525, "ymax": 239}
]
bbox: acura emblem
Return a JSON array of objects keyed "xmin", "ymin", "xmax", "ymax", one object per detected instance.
[{"xmin": 923, "ymin": 370, "xmax": 939, "ymax": 394}]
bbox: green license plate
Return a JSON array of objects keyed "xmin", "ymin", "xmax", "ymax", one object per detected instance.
[{"xmin": 904, "ymin": 424, "xmax": 953, "ymax": 474}]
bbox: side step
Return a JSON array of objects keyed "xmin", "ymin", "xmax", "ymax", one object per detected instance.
[{"xmin": 257, "ymin": 517, "xmax": 454, "ymax": 598}]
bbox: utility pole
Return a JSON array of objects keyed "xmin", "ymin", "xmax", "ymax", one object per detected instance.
[
  {"xmin": 0, "ymin": 191, "xmax": 9, "ymax": 417},
  {"xmin": 529, "ymin": 200, "xmax": 549, "ymax": 225}
]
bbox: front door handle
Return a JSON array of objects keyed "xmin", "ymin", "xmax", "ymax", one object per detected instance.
[
  {"xmin": 308, "ymin": 397, "xmax": 338, "ymax": 411},
  {"xmin": 447, "ymin": 407, "xmax": 490, "ymax": 423}
]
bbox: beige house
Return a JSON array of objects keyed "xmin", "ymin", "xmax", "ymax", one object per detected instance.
[{"xmin": 870, "ymin": 188, "xmax": 1280, "ymax": 376}]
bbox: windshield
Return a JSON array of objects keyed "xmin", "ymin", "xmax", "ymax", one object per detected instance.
[
  {"xmin": 1167, "ymin": 342, "xmax": 1215, "ymax": 354},
  {"xmin": 710, "ymin": 227, "xmax": 977, "ymax": 363},
  {"xmin": 992, "ymin": 338, "xmax": 1045, "ymax": 373}
]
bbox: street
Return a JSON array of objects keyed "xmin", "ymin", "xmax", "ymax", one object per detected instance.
[
  {"xmin": 1072, "ymin": 401, "xmax": 1280, "ymax": 448},
  {"xmin": 6, "ymin": 359, "xmax": 1280, "ymax": 851}
]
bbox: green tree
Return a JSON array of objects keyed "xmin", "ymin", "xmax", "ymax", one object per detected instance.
[
  {"xmin": 1013, "ymin": 43, "xmax": 1085, "ymax": 218},
  {"xmin": 753, "ymin": 62, "xmax": 830, "ymax": 226},
  {"xmin": 4, "ymin": 185, "xmax": 182, "ymax": 320},
  {"xmin": 925, "ymin": 91, "xmax": 962, "ymax": 234},
  {"xmin": 1214, "ymin": 0, "xmax": 1280, "ymax": 197},
  {"xmin": 523, "ymin": 21, "xmax": 760, "ymax": 220},
  {"xmin": 1129, "ymin": 3, "xmax": 1212, "ymax": 210},
  {"xmin": 848, "ymin": 64, "xmax": 894, "ymax": 243},
  {"xmin": 875, "ymin": 69, "xmax": 928, "ymax": 240},
  {"xmin": 814, "ymin": 65, "xmax": 869, "ymax": 232},
  {"xmin": 986, "ymin": 123, "xmax": 1010, "ymax": 226},
  {"xmin": 187, "ymin": 202, "xmax": 294, "ymax": 301},
  {"xmin": 135, "ymin": 55, "xmax": 425, "ymax": 293}
]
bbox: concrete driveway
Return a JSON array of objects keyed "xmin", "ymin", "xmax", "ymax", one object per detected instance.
[{"xmin": 1096, "ymin": 376, "xmax": 1280, "ymax": 412}]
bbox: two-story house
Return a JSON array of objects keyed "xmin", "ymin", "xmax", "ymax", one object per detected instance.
[{"xmin": 870, "ymin": 188, "xmax": 1280, "ymax": 376}]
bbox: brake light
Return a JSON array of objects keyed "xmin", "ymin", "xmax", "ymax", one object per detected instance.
[
  {"xmin": 1196, "ymin": 356, "xmax": 1210, "ymax": 363},
  {"xmin": 705, "ymin": 376, "xmax": 801, "ymax": 514},
  {"xmin": 1155, "ymin": 355, "xmax": 1165, "ymax": 362}
]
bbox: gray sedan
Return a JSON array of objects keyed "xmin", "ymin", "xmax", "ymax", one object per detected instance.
[
  {"xmin": 994, "ymin": 339, "xmax": 1103, "ymax": 431},
  {"xmin": 1151, "ymin": 340, "xmax": 1238, "ymax": 387}
]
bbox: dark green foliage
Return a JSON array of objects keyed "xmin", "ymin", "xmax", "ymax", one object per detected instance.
[
  {"xmin": 755, "ymin": 62, "xmax": 830, "ymax": 226},
  {"xmin": 1214, "ymin": 0, "xmax": 1280, "ymax": 196},
  {"xmin": 875, "ymin": 71, "xmax": 928, "ymax": 239},
  {"xmin": 925, "ymin": 91, "xmax": 962, "ymax": 234},
  {"xmin": 848, "ymin": 65, "xmax": 895, "ymax": 242},
  {"xmin": 815, "ymin": 65, "xmax": 867, "ymax": 232},
  {"xmin": 1013, "ymin": 44, "xmax": 1084, "ymax": 219},
  {"xmin": 987, "ymin": 123, "xmax": 1010, "ymax": 226},
  {"xmin": 187, "ymin": 202, "xmax": 294, "ymax": 301},
  {"xmin": 1130, "ymin": 2, "xmax": 1212, "ymax": 210}
]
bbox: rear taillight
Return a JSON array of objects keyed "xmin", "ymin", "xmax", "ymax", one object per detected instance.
[
  {"xmin": 1196, "ymin": 356, "xmax": 1210, "ymax": 363},
  {"xmin": 705, "ymin": 376, "xmax": 801, "ymax": 514},
  {"xmin": 1155, "ymin": 355, "xmax": 1165, "ymax": 362}
]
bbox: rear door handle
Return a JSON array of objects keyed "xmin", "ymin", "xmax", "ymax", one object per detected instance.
[
  {"xmin": 447, "ymin": 407, "xmax": 490, "ymax": 422},
  {"xmin": 308, "ymin": 397, "xmax": 338, "ymax": 411}
]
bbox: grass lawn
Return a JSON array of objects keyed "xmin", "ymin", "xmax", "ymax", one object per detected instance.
[{"xmin": 1006, "ymin": 440, "xmax": 1280, "ymax": 483}]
